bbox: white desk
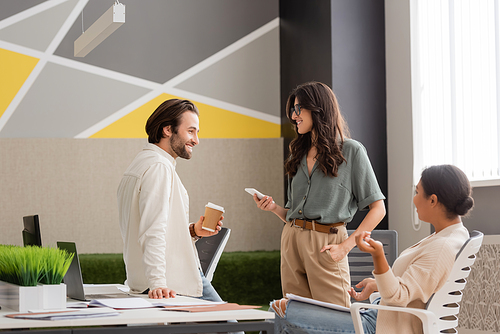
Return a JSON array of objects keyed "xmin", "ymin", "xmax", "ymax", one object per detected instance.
[{"xmin": 0, "ymin": 296, "xmax": 275, "ymax": 333}]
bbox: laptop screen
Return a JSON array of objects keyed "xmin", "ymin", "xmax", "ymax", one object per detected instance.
[{"xmin": 57, "ymin": 241, "xmax": 87, "ymax": 301}]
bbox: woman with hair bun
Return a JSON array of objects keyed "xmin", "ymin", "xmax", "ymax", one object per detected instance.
[{"xmin": 272, "ymin": 164, "xmax": 473, "ymax": 334}]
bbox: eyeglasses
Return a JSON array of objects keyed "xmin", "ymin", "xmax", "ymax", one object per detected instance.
[{"xmin": 290, "ymin": 104, "xmax": 301, "ymax": 116}]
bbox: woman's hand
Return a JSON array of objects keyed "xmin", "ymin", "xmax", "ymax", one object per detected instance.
[
  {"xmin": 355, "ymin": 231, "xmax": 384, "ymax": 256},
  {"xmin": 254, "ymin": 194, "xmax": 276, "ymax": 212},
  {"xmin": 253, "ymin": 194, "xmax": 289, "ymax": 223},
  {"xmin": 320, "ymin": 242, "xmax": 350, "ymax": 262},
  {"xmin": 355, "ymin": 231, "xmax": 390, "ymax": 275},
  {"xmin": 348, "ymin": 278, "xmax": 378, "ymax": 301}
]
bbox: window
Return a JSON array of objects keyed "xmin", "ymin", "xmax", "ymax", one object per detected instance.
[{"xmin": 411, "ymin": 0, "xmax": 500, "ymax": 187}]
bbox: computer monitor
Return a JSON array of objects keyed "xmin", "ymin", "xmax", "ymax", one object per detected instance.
[{"xmin": 22, "ymin": 215, "xmax": 42, "ymax": 247}]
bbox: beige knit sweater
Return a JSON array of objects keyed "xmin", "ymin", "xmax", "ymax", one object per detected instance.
[{"xmin": 374, "ymin": 223, "xmax": 469, "ymax": 334}]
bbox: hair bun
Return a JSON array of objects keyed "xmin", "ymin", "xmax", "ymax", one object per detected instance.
[{"xmin": 455, "ymin": 196, "xmax": 474, "ymax": 216}]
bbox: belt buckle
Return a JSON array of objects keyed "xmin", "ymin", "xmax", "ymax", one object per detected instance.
[{"xmin": 291, "ymin": 219, "xmax": 302, "ymax": 229}]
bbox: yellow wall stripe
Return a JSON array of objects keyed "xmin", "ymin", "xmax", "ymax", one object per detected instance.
[
  {"xmin": 91, "ymin": 93, "xmax": 280, "ymax": 138},
  {"xmin": 0, "ymin": 48, "xmax": 39, "ymax": 118}
]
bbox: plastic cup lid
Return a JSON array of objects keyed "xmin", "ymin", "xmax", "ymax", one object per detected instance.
[{"xmin": 206, "ymin": 202, "xmax": 225, "ymax": 212}]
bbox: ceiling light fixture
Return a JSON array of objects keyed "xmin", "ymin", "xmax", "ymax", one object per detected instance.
[{"xmin": 74, "ymin": 1, "xmax": 125, "ymax": 57}]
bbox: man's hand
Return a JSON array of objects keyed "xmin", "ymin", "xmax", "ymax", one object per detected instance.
[
  {"xmin": 194, "ymin": 215, "xmax": 223, "ymax": 237},
  {"xmin": 148, "ymin": 287, "xmax": 176, "ymax": 299},
  {"xmin": 348, "ymin": 278, "xmax": 378, "ymax": 301}
]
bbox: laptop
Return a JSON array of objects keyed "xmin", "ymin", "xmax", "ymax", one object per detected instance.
[{"xmin": 57, "ymin": 241, "xmax": 131, "ymax": 301}]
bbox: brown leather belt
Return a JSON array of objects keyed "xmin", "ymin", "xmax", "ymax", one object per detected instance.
[{"xmin": 290, "ymin": 219, "xmax": 345, "ymax": 234}]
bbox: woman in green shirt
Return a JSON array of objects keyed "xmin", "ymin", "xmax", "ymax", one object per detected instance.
[{"xmin": 254, "ymin": 81, "xmax": 386, "ymax": 307}]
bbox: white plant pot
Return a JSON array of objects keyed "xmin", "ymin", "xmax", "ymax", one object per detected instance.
[
  {"xmin": 0, "ymin": 281, "xmax": 66, "ymax": 312},
  {"xmin": 41, "ymin": 283, "xmax": 67, "ymax": 310}
]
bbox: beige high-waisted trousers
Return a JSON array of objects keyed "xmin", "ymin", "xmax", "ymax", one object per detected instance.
[{"xmin": 280, "ymin": 222, "xmax": 351, "ymax": 307}]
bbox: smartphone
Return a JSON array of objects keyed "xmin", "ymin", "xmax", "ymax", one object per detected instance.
[{"xmin": 245, "ymin": 188, "xmax": 266, "ymax": 200}]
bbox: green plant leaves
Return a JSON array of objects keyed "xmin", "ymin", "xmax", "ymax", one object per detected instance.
[{"xmin": 0, "ymin": 245, "xmax": 73, "ymax": 286}]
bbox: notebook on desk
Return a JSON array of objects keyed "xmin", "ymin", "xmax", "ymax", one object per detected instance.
[{"xmin": 57, "ymin": 241, "xmax": 130, "ymax": 301}]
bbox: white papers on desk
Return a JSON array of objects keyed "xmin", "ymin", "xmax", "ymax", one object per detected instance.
[
  {"xmin": 286, "ymin": 294, "xmax": 357, "ymax": 313},
  {"xmin": 66, "ymin": 301, "xmax": 90, "ymax": 308},
  {"xmin": 152, "ymin": 296, "xmax": 226, "ymax": 307},
  {"xmin": 8, "ymin": 308, "xmax": 120, "ymax": 321},
  {"xmin": 89, "ymin": 297, "xmax": 155, "ymax": 309}
]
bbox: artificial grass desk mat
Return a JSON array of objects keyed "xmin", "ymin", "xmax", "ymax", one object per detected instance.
[{"xmin": 79, "ymin": 250, "xmax": 281, "ymax": 306}]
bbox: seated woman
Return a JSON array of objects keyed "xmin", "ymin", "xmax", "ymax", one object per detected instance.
[{"xmin": 270, "ymin": 164, "xmax": 474, "ymax": 334}]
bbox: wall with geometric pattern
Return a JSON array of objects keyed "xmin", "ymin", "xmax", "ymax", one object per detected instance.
[
  {"xmin": 0, "ymin": 0, "xmax": 284, "ymax": 253},
  {"xmin": 0, "ymin": 0, "xmax": 280, "ymax": 138}
]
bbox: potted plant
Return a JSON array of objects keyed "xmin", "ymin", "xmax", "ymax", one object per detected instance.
[{"xmin": 0, "ymin": 245, "xmax": 73, "ymax": 312}]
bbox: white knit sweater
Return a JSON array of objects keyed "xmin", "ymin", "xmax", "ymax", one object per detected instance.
[
  {"xmin": 374, "ymin": 223, "xmax": 469, "ymax": 334},
  {"xmin": 118, "ymin": 143, "xmax": 202, "ymax": 296}
]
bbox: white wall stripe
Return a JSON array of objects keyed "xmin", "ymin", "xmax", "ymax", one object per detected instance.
[
  {"xmin": 44, "ymin": 0, "xmax": 87, "ymax": 55},
  {"xmin": 166, "ymin": 87, "xmax": 280, "ymax": 124},
  {"xmin": 74, "ymin": 87, "xmax": 280, "ymax": 139},
  {"xmin": 74, "ymin": 85, "xmax": 280, "ymax": 139},
  {"xmin": 51, "ymin": 55, "xmax": 162, "ymax": 90},
  {"xmin": 74, "ymin": 17, "xmax": 280, "ymax": 138},
  {"xmin": 164, "ymin": 18, "xmax": 280, "ymax": 88},
  {"xmin": 0, "ymin": 0, "xmax": 69, "ymax": 31},
  {"xmin": 0, "ymin": 0, "xmax": 88, "ymax": 133},
  {"xmin": 0, "ymin": 41, "xmax": 160, "ymax": 90},
  {"xmin": 0, "ymin": 6, "xmax": 279, "ymax": 136},
  {"xmin": 74, "ymin": 90, "xmax": 159, "ymax": 138},
  {"xmin": 0, "ymin": 40, "xmax": 45, "ymax": 59}
]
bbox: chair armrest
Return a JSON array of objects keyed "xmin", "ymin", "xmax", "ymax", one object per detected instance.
[
  {"xmin": 350, "ymin": 302, "xmax": 439, "ymax": 334},
  {"xmin": 369, "ymin": 292, "xmax": 381, "ymax": 303}
]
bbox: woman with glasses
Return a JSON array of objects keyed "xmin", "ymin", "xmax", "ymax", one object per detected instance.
[{"xmin": 253, "ymin": 81, "xmax": 386, "ymax": 307}]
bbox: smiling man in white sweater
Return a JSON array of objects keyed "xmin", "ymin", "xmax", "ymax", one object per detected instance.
[{"xmin": 117, "ymin": 99, "xmax": 223, "ymax": 300}]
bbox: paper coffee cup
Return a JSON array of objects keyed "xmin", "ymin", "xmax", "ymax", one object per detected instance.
[{"xmin": 202, "ymin": 202, "xmax": 225, "ymax": 232}]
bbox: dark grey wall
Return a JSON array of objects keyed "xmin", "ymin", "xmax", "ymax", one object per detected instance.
[
  {"xmin": 279, "ymin": 0, "xmax": 333, "ymax": 137},
  {"xmin": 279, "ymin": 0, "xmax": 388, "ymax": 229},
  {"xmin": 0, "ymin": 0, "xmax": 45, "ymax": 20},
  {"xmin": 463, "ymin": 186, "xmax": 500, "ymax": 234},
  {"xmin": 330, "ymin": 0, "xmax": 387, "ymax": 229}
]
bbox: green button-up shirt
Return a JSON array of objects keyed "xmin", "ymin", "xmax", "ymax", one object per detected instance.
[{"xmin": 285, "ymin": 139, "xmax": 385, "ymax": 224}]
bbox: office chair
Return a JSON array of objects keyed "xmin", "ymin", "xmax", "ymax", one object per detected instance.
[
  {"xmin": 350, "ymin": 230, "xmax": 484, "ymax": 334},
  {"xmin": 347, "ymin": 230, "xmax": 398, "ymax": 287}
]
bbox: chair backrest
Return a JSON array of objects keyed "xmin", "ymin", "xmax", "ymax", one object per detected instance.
[
  {"xmin": 425, "ymin": 230, "xmax": 483, "ymax": 334},
  {"xmin": 196, "ymin": 227, "xmax": 231, "ymax": 282},
  {"xmin": 347, "ymin": 229, "xmax": 398, "ymax": 287}
]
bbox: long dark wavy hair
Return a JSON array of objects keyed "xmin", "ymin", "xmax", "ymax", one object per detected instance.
[{"xmin": 284, "ymin": 82, "xmax": 350, "ymax": 177}]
